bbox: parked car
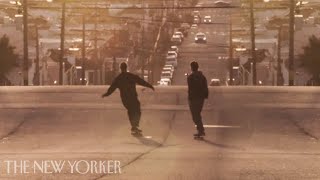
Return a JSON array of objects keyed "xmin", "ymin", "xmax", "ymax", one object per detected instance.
[
  {"xmin": 158, "ymin": 78, "xmax": 171, "ymax": 86},
  {"xmin": 194, "ymin": 16, "xmax": 201, "ymax": 24},
  {"xmin": 210, "ymin": 79, "xmax": 221, "ymax": 86},
  {"xmin": 195, "ymin": 32, "xmax": 207, "ymax": 43},
  {"xmin": 170, "ymin": 46, "xmax": 179, "ymax": 54},
  {"xmin": 176, "ymin": 27, "xmax": 188, "ymax": 37},
  {"xmin": 167, "ymin": 51, "xmax": 178, "ymax": 58},
  {"xmin": 193, "ymin": 10, "xmax": 201, "ymax": 17},
  {"xmin": 171, "ymin": 35, "xmax": 182, "ymax": 45},
  {"xmin": 174, "ymin": 31, "xmax": 184, "ymax": 40},
  {"xmin": 165, "ymin": 56, "xmax": 178, "ymax": 68},
  {"xmin": 181, "ymin": 23, "xmax": 191, "ymax": 29},
  {"xmin": 163, "ymin": 67, "xmax": 174, "ymax": 72},
  {"xmin": 164, "ymin": 64, "xmax": 175, "ymax": 71},
  {"xmin": 161, "ymin": 71, "xmax": 173, "ymax": 79}
]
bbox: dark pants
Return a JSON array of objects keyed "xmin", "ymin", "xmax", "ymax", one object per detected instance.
[
  {"xmin": 189, "ymin": 98, "xmax": 205, "ymax": 133},
  {"xmin": 122, "ymin": 98, "xmax": 141, "ymax": 130}
]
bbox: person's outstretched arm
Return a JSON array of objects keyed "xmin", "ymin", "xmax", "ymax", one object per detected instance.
[
  {"xmin": 102, "ymin": 78, "xmax": 118, "ymax": 98},
  {"xmin": 203, "ymin": 75, "xmax": 209, "ymax": 99},
  {"xmin": 134, "ymin": 75, "xmax": 155, "ymax": 91}
]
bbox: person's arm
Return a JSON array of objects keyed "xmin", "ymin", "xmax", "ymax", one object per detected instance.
[
  {"xmin": 203, "ymin": 75, "xmax": 209, "ymax": 99},
  {"xmin": 102, "ymin": 78, "xmax": 118, "ymax": 98},
  {"xmin": 187, "ymin": 75, "xmax": 192, "ymax": 100},
  {"xmin": 134, "ymin": 75, "xmax": 155, "ymax": 91}
]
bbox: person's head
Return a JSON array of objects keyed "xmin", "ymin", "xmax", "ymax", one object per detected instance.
[
  {"xmin": 120, "ymin": 62, "xmax": 127, "ymax": 72},
  {"xmin": 190, "ymin": 61, "xmax": 199, "ymax": 72}
]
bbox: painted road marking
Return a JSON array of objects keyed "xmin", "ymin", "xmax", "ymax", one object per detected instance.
[{"xmin": 197, "ymin": 125, "xmax": 241, "ymax": 128}]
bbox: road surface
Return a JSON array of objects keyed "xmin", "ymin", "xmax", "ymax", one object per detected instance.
[{"xmin": 0, "ymin": 86, "xmax": 320, "ymax": 179}]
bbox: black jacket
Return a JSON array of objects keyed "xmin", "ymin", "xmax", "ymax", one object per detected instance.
[
  {"xmin": 103, "ymin": 72, "xmax": 154, "ymax": 101},
  {"xmin": 187, "ymin": 71, "xmax": 208, "ymax": 100}
]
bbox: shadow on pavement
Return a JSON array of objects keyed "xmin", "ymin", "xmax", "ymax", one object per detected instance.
[
  {"xmin": 202, "ymin": 139, "xmax": 245, "ymax": 151},
  {"xmin": 134, "ymin": 136, "xmax": 163, "ymax": 147}
]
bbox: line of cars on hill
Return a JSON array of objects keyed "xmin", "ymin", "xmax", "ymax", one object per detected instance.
[
  {"xmin": 158, "ymin": 23, "xmax": 190, "ymax": 86},
  {"xmin": 158, "ymin": 45, "xmax": 179, "ymax": 86}
]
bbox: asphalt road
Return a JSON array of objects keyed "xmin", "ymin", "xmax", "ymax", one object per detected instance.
[{"xmin": 1, "ymin": 86, "xmax": 320, "ymax": 179}]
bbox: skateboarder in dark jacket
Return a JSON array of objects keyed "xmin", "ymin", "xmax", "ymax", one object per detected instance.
[
  {"xmin": 187, "ymin": 61, "xmax": 208, "ymax": 137},
  {"xmin": 102, "ymin": 62, "xmax": 155, "ymax": 134}
]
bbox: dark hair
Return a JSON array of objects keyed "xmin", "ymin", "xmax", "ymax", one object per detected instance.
[
  {"xmin": 190, "ymin": 61, "xmax": 199, "ymax": 71},
  {"xmin": 120, "ymin": 62, "xmax": 127, "ymax": 71}
]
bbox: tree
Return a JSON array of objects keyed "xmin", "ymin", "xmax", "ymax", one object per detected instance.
[
  {"xmin": 299, "ymin": 35, "xmax": 320, "ymax": 84},
  {"xmin": 0, "ymin": 35, "xmax": 18, "ymax": 84}
]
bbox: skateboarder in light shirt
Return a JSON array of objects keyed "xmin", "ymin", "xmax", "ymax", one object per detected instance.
[
  {"xmin": 187, "ymin": 61, "xmax": 209, "ymax": 137},
  {"xmin": 102, "ymin": 62, "xmax": 155, "ymax": 135}
]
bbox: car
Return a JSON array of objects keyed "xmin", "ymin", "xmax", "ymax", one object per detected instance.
[
  {"xmin": 165, "ymin": 56, "xmax": 178, "ymax": 68},
  {"xmin": 174, "ymin": 31, "xmax": 184, "ymax": 39},
  {"xmin": 214, "ymin": 0, "xmax": 231, "ymax": 7},
  {"xmin": 191, "ymin": 24, "xmax": 198, "ymax": 29},
  {"xmin": 203, "ymin": 16, "xmax": 212, "ymax": 23},
  {"xmin": 158, "ymin": 78, "xmax": 171, "ymax": 86},
  {"xmin": 170, "ymin": 35, "xmax": 182, "ymax": 45},
  {"xmin": 170, "ymin": 46, "xmax": 179, "ymax": 54},
  {"xmin": 176, "ymin": 27, "xmax": 188, "ymax": 37},
  {"xmin": 167, "ymin": 51, "xmax": 178, "ymax": 58},
  {"xmin": 193, "ymin": 16, "xmax": 201, "ymax": 24},
  {"xmin": 164, "ymin": 64, "xmax": 174, "ymax": 71},
  {"xmin": 181, "ymin": 23, "xmax": 190, "ymax": 29},
  {"xmin": 161, "ymin": 71, "xmax": 173, "ymax": 79},
  {"xmin": 193, "ymin": 10, "xmax": 201, "ymax": 17},
  {"xmin": 163, "ymin": 67, "xmax": 174, "ymax": 72},
  {"xmin": 195, "ymin": 32, "xmax": 207, "ymax": 43},
  {"xmin": 210, "ymin": 79, "xmax": 221, "ymax": 86}
]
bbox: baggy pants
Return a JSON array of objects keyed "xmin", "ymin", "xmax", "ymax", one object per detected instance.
[
  {"xmin": 189, "ymin": 98, "xmax": 205, "ymax": 133},
  {"xmin": 123, "ymin": 98, "xmax": 141, "ymax": 129}
]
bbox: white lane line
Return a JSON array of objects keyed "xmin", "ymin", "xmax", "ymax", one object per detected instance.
[{"xmin": 197, "ymin": 125, "xmax": 241, "ymax": 128}]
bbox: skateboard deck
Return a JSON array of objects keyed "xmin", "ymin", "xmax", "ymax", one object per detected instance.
[
  {"xmin": 194, "ymin": 136, "xmax": 204, "ymax": 140},
  {"xmin": 131, "ymin": 132, "xmax": 152, "ymax": 139}
]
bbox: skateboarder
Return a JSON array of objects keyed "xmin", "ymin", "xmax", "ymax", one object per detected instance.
[
  {"xmin": 102, "ymin": 62, "xmax": 155, "ymax": 135},
  {"xmin": 187, "ymin": 61, "xmax": 208, "ymax": 137}
]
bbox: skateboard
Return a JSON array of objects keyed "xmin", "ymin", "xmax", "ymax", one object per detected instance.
[
  {"xmin": 194, "ymin": 135, "xmax": 204, "ymax": 140},
  {"xmin": 131, "ymin": 132, "xmax": 152, "ymax": 139}
]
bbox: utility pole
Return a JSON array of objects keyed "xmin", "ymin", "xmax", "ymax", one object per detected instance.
[
  {"xmin": 81, "ymin": 15, "xmax": 86, "ymax": 85},
  {"xmin": 141, "ymin": 1, "xmax": 145, "ymax": 80},
  {"xmin": 94, "ymin": 1, "xmax": 100, "ymax": 85},
  {"xmin": 59, "ymin": 1, "xmax": 66, "ymax": 85},
  {"xmin": 277, "ymin": 25, "xmax": 283, "ymax": 86},
  {"xmin": 23, "ymin": 0, "xmax": 29, "ymax": 86},
  {"xmin": 289, "ymin": 0, "xmax": 295, "ymax": 86},
  {"xmin": 34, "ymin": 25, "xmax": 40, "ymax": 86},
  {"xmin": 249, "ymin": 0, "xmax": 257, "ymax": 85},
  {"xmin": 229, "ymin": 17, "xmax": 234, "ymax": 85}
]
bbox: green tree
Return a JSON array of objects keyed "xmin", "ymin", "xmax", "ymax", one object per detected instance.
[
  {"xmin": 299, "ymin": 35, "xmax": 320, "ymax": 84},
  {"xmin": 0, "ymin": 35, "xmax": 18, "ymax": 84}
]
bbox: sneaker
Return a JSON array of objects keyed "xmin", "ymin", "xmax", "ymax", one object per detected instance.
[{"xmin": 131, "ymin": 127, "xmax": 142, "ymax": 133}]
